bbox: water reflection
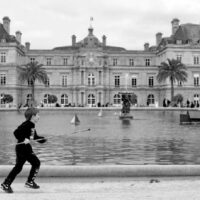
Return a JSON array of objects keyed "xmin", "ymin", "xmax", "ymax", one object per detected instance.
[
  {"xmin": 121, "ymin": 119, "xmax": 131, "ymax": 127},
  {"xmin": 1, "ymin": 110, "xmax": 200, "ymax": 165}
]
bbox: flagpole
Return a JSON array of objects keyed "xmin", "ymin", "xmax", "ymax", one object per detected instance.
[{"xmin": 90, "ymin": 17, "xmax": 93, "ymax": 28}]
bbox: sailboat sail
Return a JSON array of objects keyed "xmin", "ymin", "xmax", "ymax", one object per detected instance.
[
  {"xmin": 98, "ymin": 108, "xmax": 103, "ymax": 117},
  {"xmin": 71, "ymin": 114, "xmax": 80, "ymax": 125}
]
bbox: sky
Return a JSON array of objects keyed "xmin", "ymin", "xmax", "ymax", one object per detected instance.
[{"xmin": 1, "ymin": 0, "xmax": 200, "ymax": 50}]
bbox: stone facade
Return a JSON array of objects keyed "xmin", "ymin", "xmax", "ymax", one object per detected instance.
[{"xmin": 0, "ymin": 17, "xmax": 200, "ymax": 107}]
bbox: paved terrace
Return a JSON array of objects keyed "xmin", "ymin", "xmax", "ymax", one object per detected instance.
[{"xmin": 0, "ymin": 165, "xmax": 200, "ymax": 199}]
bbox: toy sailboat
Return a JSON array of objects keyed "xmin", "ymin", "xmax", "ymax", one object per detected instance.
[
  {"xmin": 98, "ymin": 108, "xmax": 103, "ymax": 117},
  {"xmin": 70, "ymin": 114, "xmax": 80, "ymax": 125}
]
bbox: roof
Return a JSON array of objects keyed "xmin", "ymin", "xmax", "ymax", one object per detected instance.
[
  {"xmin": 53, "ymin": 27, "xmax": 126, "ymax": 52},
  {"xmin": 174, "ymin": 23, "xmax": 200, "ymax": 42},
  {"xmin": 0, "ymin": 23, "xmax": 18, "ymax": 43}
]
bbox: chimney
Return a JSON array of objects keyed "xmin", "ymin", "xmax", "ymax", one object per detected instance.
[
  {"xmin": 102, "ymin": 35, "xmax": 106, "ymax": 47},
  {"xmin": 72, "ymin": 35, "xmax": 76, "ymax": 47},
  {"xmin": 15, "ymin": 31, "xmax": 22, "ymax": 43},
  {"xmin": 144, "ymin": 43, "xmax": 149, "ymax": 51},
  {"xmin": 156, "ymin": 32, "xmax": 162, "ymax": 46},
  {"xmin": 3, "ymin": 16, "xmax": 10, "ymax": 34},
  {"xmin": 171, "ymin": 18, "xmax": 180, "ymax": 35},
  {"xmin": 25, "ymin": 42, "xmax": 30, "ymax": 51}
]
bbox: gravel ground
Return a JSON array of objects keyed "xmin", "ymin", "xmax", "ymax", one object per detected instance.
[{"xmin": 1, "ymin": 176, "xmax": 200, "ymax": 200}]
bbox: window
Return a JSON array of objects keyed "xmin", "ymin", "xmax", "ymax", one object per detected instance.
[
  {"xmin": 30, "ymin": 57, "xmax": 35, "ymax": 63},
  {"xmin": 177, "ymin": 55, "xmax": 182, "ymax": 62},
  {"xmin": 113, "ymin": 94, "xmax": 121, "ymax": 104},
  {"xmin": 61, "ymin": 94, "xmax": 68, "ymax": 105},
  {"xmin": 145, "ymin": 58, "xmax": 150, "ymax": 66},
  {"xmin": 63, "ymin": 58, "xmax": 68, "ymax": 66},
  {"xmin": 132, "ymin": 77, "xmax": 137, "ymax": 87},
  {"xmin": 81, "ymin": 92, "xmax": 84, "ymax": 105},
  {"xmin": 147, "ymin": 94, "xmax": 155, "ymax": 105},
  {"xmin": 194, "ymin": 74, "xmax": 199, "ymax": 86},
  {"xmin": 0, "ymin": 52, "xmax": 6, "ymax": 63},
  {"xmin": 43, "ymin": 94, "xmax": 50, "ymax": 104},
  {"xmin": 148, "ymin": 76, "xmax": 154, "ymax": 87},
  {"xmin": 45, "ymin": 77, "xmax": 50, "ymax": 87},
  {"xmin": 99, "ymin": 71, "xmax": 102, "ymax": 85},
  {"xmin": 129, "ymin": 59, "xmax": 134, "ymax": 66},
  {"xmin": 88, "ymin": 73, "xmax": 95, "ymax": 86},
  {"xmin": 28, "ymin": 79, "xmax": 33, "ymax": 86},
  {"xmin": 81, "ymin": 71, "xmax": 84, "ymax": 85},
  {"xmin": 88, "ymin": 94, "xmax": 95, "ymax": 105},
  {"xmin": 194, "ymin": 94, "xmax": 199, "ymax": 105},
  {"xmin": 0, "ymin": 94, "xmax": 5, "ymax": 104},
  {"xmin": 62, "ymin": 75, "xmax": 67, "ymax": 86},
  {"xmin": 113, "ymin": 58, "xmax": 117, "ymax": 66},
  {"xmin": 0, "ymin": 73, "xmax": 6, "ymax": 85},
  {"xmin": 114, "ymin": 75, "xmax": 120, "ymax": 88},
  {"xmin": 46, "ymin": 58, "xmax": 52, "ymax": 65},
  {"xmin": 194, "ymin": 56, "xmax": 199, "ymax": 65}
]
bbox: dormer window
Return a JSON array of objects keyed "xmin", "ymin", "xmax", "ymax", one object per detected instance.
[
  {"xmin": 186, "ymin": 40, "xmax": 190, "ymax": 44},
  {"xmin": 30, "ymin": 57, "xmax": 35, "ymax": 63}
]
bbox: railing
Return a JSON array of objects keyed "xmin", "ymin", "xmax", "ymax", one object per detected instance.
[{"xmin": 0, "ymin": 84, "xmax": 200, "ymax": 90}]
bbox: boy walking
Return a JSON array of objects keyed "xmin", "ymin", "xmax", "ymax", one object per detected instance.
[{"xmin": 1, "ymin": 107, "xmax": 47, "ymax": 193}]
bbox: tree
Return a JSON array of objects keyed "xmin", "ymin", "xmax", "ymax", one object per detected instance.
[
  {"xmin": 157, "ymin": 59, "xmax": 188, "ymax": 102},
  {"xmin": 2, "ymin": 94, "xmax": 13, "ymax": 104},
  {"xmin": 18, "ymin": 61, "xmax": 48, "ymax": 106},
  {"xmin": 48, "ymin": 94, "xmax": 57, "ymax": 104}
]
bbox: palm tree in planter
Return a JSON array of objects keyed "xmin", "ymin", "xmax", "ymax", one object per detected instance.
[
  {"xmin": 156, "ymin": 58, "xmax": 188, "ymax": 103},
  {"xmin": 18, "ymin": 61, "xmax": 48, "ymax": 107}
]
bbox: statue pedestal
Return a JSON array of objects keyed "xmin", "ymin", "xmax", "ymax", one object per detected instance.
[{"xmin": 119, "ymin": 112, "xmax": 133, "ymax": 119}]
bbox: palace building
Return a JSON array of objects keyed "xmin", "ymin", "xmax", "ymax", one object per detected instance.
[{"xmin": 0, "ymin": 16, "xmax": 200, "ymax": 107}]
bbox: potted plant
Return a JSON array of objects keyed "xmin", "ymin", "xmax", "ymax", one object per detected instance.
[
  {"xmin": 48, "ymin": 94, "xmax": 57, "ymax": 107},
  {"xmin": 2, "ymin": 94, "xmax": 13, "ymax": 108}
]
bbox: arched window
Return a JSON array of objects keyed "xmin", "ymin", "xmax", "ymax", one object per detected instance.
[
  {"xmin": 147, "ymin": 94, "xmax": 155, "ymax": 105},
  {"xmin": 194, "ymin": 94, "xmax": 199, "ymax": 104},
  {"xmin": 26, "ymin": 94, "xmax": 32, "ymax": 103},
  {"xmin": 113, "ymin": 94, "xmax": 121, "ymax": 104},
  {"xmin": 61, "ymin": 94, "xmax": 68, "ymax": 105},
  {"xmin": 0, "ymin": 93, "xmax": 4, "ymax": 104},
  {"xmin": 88, "ymin": 94, "xmax": 95, "ymax": 105},
  {"xmin": 43, "ymin": 94, "xmax": 50, "ymax": 104},
  {"xmin": 88, "ymin": 73, "xmax": 95, "ymax": 86}
]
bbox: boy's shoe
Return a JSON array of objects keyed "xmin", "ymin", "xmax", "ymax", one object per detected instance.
[
  {"xmin": 1, "ymin": 183, "xmax": 13, "ymax": 193},
  {"xmin": 25, "ymin": 180, "xmax": 40, "ymax": 189}
]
